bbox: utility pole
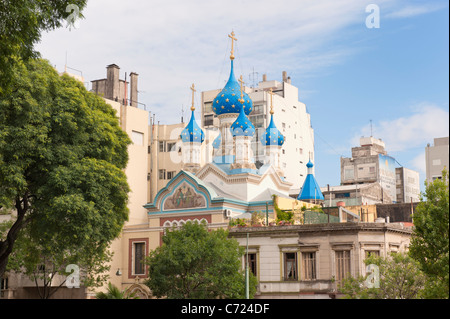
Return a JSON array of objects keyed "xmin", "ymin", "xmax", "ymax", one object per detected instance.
[{"xmin": 245, "ymin": 232, "xmax": 249, "ymax": 299}]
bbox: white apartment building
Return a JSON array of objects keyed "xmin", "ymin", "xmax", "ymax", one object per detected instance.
[
  {"xmin": 201, "ymin": 71, "xmax": 315, "ymax": 194},
  {"xmin": 425, "ymin": 137, "xmax": 449, "ymax": 184}
]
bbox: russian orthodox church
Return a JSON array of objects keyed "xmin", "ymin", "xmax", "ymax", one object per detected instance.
[{"xmin": 144, "ymin": 31, "xmax": 323, "ymax": 235}]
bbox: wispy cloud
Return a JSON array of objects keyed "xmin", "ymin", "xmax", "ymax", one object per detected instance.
[
  {"xmin": 353, "ymin": 103, "xmax": 449, "ymax": 153},
  {"xmin": 35, "ymin": 0, "xmax": 393, "ymax": 123},
  {"xmin": 385, "ymin": 3, "xmax": 447, "ymax": 19}
]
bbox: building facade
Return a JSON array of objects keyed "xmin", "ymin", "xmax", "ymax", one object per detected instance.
[
  {"xmin": 339, "ymin": 136, "xmax": 420, "ymax": 204},
  {"xmin": 229, "ymin": 222, "xmax": 412, "ymax": 299},
  {"xmin": 425, "ymin": 137, "xmax": 449, "ymax": 184}
]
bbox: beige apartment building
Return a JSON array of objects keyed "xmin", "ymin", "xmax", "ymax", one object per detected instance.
[{"xmin": 147, "ymin": 122, "xmax": 219, "ymax": 202}]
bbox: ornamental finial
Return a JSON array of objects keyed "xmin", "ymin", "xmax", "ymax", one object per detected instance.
[
  {"xmin": 190, "ymin": 83, "xmax": 196, "ymax": 111},
  {"xmin": 228, "ymin": 31, "xmax": 237, "ymax": 60}
]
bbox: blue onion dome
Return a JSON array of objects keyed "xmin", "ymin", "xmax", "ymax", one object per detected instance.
[
  {"xmin": 212, "ymin": 133, "xmax": 221, "ymax": 149},
  {"xmin": 306, "ymin": 160, "xmax": 314, "ymax": 168},
  {"xmin": 181, "ymin": 110, "xmax": 205, "ymax": 143},
  {"xmin": 212, "ymin": 60, "xmax": 253, "ymax": 116},
  {"xmin": 230, "ymin": 106, "xmax": 255, "ymax": 137},
  {"xmin": 261, "ymin": 113, "xmax": 285, "ymax": 146}
]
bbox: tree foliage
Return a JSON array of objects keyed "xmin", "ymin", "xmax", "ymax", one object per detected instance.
[
  {"xmin": 145, "ymin": 221, "xmax": 258, "ymax": 299},
  {"xmin": 339, "ymin": 253, "xmax": 426, "ymax": 299},
  {"xmin": 95, "ymin": 282, "xmax": 138, "ymax": 299},
  {"xmin": 0, "ymin": 0, "xmax": 87, "ymax": 95},
  {"xmin": 409, "ymin": 168, "xmax": 449, "ymax": 298},
  {"xmin": 0, "ymin": 58, "xmax": 131, "ymax": 280}
]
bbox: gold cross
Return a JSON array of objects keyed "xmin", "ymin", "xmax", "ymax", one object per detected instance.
[
  {"xmin": 228, "ymin": 31, "xmax": 237, "ymax": 60},
  {"xmin": 268, "ymin": 88, "xmax": 275, "ymax": 114},
  {"xmin": 190, "ymin": 83, "xmax": 196, "ymax": 111},
  {"xmin": 238, "ymin": 75, "xmax": 245, "ymax": 104}
]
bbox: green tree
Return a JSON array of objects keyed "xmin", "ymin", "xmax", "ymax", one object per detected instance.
[
  {"xmin": 0, "ymin": 0, "xmax": 87, "ymax": 94},
  {"xmin": 0, "ymin": 58, "xmax": 131, "ymax": 280},
  {"xmin": 409, "ymin": 168, "xmax": 449, "ymax": 298},
  {"xmin": 145, "ymin": 221, "xmax": 258, "ymax": 299},
  {"xmin": 95, "ymin": 282, "xmax": 138, "ymax": 299},
  {"xmin": 339, "ymin": 252, "xmax": 426, "ymax": 299}
]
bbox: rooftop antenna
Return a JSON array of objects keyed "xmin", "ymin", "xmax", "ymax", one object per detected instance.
[
  {"xmin": 181, "ymin": 104, "xmax": 185, "ymax": 123},
  {"xmin": 249, "ymin": 67, "xmax": 258, "ymax": 88},
  {"xmin": 370, "ymin": 119, "xmax": 373, "ymax": 137}
]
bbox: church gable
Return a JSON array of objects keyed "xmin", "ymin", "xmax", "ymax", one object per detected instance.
[{"xmin": 145, "ymin": 170, "xmax": 217, "ymax": 213}]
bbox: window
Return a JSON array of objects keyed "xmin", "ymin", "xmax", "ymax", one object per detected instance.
[
  {"xmin": 167, "ymin": 171, "xmax": 176, "ymax": 180},
  {"xmin": 159, "ymin": 169, "xmax": 166, "ymax": 180},
  {"xmin": 246, "ymin": 253, "xmax": 257, "ymax": 277},
  {"xmin": 365, "ymin": 250, "xmax": 380, "ymax": 258},
  {"xmin": 335, "ymin": 192, "xmax": 350, "ymax": 198},
  {"xmin": 204, "ymin": 102, "xmax": 213, "ymax": 113},
  {"xmin": 133, "ymin": 242, "xmax": 146, "ymax": 275},
  {"xmin": 284, "ymin": 252, "xmax": 298, "ymax": 280},
  {"xmin": 131, "ymin": 131, "xmax": 144, "ymax": 146},
  {"xmin": 159, "ymin": 141, "xmax": 165, "ymax": 152},
  {"xmin": 250, "ymin": 115, "xmax": 265, "ymax": 128},
  {"xmin": 302, "ymin": 252, "xmax": 316, "ymax": 280},
  {"xmin": 167, "ymin": 142, "xmax": 176, "ymax": 152},
  {"xmin": 251, "ymin": 104, "xmax": 263, "ymax": 115},
  {"xmin": 1, "ymin": 277, "xmax": 8, "ymax": 291},
  {"xmin": 335, "ymin": 250, "xmax": 351, "ymax": 281},
  {"xmin": 432, "ymin": 159, "xmax": 441, "ymax": 166},
  {"xmin": 204, "ymin": 114, "xmax": 214, "ymax": 126}
]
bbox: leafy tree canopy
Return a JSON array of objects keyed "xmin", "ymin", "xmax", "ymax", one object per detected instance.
[
  {"xmin": 339, "ymin": 253, "xmax": 426, "ymax": 299},
  {"xmin": 0, "ymin": 58, "xmax": 131, "ymax": 278},
  {"xmin": 145, "ymin": 221, "xmax": 258, "ymax": 299},
  {"xmin": 0, "ymin": 0, "xmax": 87, "ymax": 94},
  {"xmin": 409, "ymin": 168, "xmax": 449, "ymax": 298}
]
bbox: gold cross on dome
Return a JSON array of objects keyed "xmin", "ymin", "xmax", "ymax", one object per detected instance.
[
  {"xmin": 268, "ymin": 88, "xmax": 275, "ymax": 114},
  {"xmin": 238, "ymin": 75, "xmax": 245, "ymax": 104},
  {"xmin": 190, "ymin": 83, "xmax": 196, "ymax": 111},
  {"xmin": 228, "ymin": 31, "xmax": 237, "ymax": 60}
]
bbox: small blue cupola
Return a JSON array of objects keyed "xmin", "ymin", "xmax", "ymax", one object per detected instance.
[
  {"xmin": 181, "ymin": 84, "xmax": 205, "ymax": 144},
  {"xmin": 230, "ymin": 95, "xmax": 255, "ymax": 137},
  {"xmin": 261, "ymin": 89, "xmax": 284, "ymax": 147},
  {"xmin": 297, "ymin": 160, "xmax": 324, "ymax": 202}
]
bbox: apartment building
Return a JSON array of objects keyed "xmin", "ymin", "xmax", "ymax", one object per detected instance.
[
  {"xmin": 425, "ymin": 137, "xmax": 449, "ymax": 183},
  {"xmin": 339, "ymin": 136, "xmax": 420, "ymax": 204}
]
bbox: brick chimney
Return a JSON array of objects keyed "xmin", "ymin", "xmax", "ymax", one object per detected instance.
[
  {"xmin": 130, "ymin": 72, "xmax": 139, "ymax": 107},
  {"xmin": 106, "ymin": 64, "xmax": 120, "ymax": 101}
]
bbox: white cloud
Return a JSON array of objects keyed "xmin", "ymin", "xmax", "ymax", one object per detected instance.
[
  {"xmin": 385, "ymin": 3, "xmax": 447, "ymax": 19},
  {"xmin": 410, "ymin": 151, "xmax": 426, "ymax": 174},
  {"xmin": 353, "ymin": 103, "xmax": 449, "ymax": 153},
  {"xmin": 35, "ymin": 0, "xmax": 393, "ymax": 124}
]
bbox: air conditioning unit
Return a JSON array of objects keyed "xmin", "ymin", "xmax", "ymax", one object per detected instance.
[{"xmin": 224, "ymin": 209, "xmax": 232, "ymax": 219}]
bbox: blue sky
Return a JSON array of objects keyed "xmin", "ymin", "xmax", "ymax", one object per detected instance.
[{"xmin": 36, "ymin": 0, "xmax": 449, "ymax": 192}]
